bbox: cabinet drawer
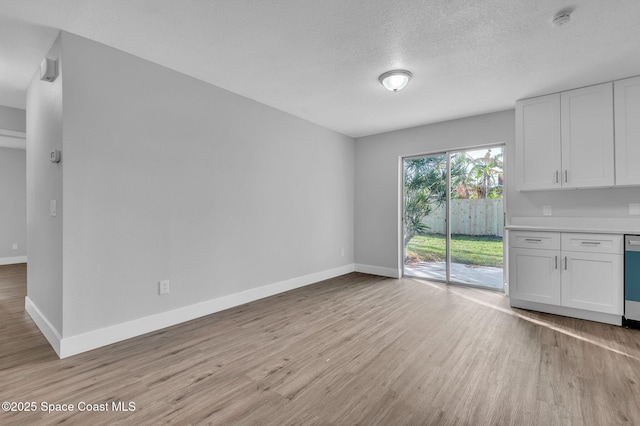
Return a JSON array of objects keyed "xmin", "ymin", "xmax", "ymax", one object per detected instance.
[
  {"xmin": 561, "ymin": 233, "xmax": 623, "ymax": 254},
  {"xmin": 509, "ymin": 231, "xmax": 560, "ymax": 250}
]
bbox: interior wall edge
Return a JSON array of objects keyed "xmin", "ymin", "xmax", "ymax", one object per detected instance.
[
  {"xmin": 24, "ymin": 296, "xmax": 62, "ymax": 357},
  {"xmin": 354, "ymin": 264, "xmax": 401, "ymax": 278}
]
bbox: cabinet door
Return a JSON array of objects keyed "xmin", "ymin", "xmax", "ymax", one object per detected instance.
[
  {"xmin": 614, "ymin": 76, "xmax": 640, "ymax": 186},
  {"xmin": 516, "ymin": 94, "xmax": 562, "ymax": 191},
  {"xmin": 561, "ymin": 251, "xmax": 623, "ymax": 315},
  {"xmin": 509, "ymin": 248, "xmax": 561, "ymax": 305},
  {"xmin": 560, "ymin": 83, "xmax": 614, "ymax": 188}
]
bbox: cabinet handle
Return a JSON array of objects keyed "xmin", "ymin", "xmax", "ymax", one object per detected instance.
[
  {"xmin": 555, "ymin": 256, "xmax": 558, "ymax": 269},
  {"xmin": 564, "ymin": 256, "xmax": 568, "ymax": 270},
  {"xmin": 525, "ymin": 238, "xmax": 542, "ymax": 242},
  {"xmin": 555, "ymin": 170, "xmax": 559, "ymax": 184},
  {"xmin": 564, "ymin": 170, "xmax": 568, "ymax": 183},
  {"xmin": 580, "ymin": 241, "xmax": 601, "ymax": 246}
]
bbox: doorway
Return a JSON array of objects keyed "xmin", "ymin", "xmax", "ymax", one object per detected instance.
[{"xmin": 402, "ymin": 145, "xmax": 504, "ymax": 290}]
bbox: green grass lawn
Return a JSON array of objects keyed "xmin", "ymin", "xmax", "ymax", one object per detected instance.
[{"xmin": 406, "ymin": 234, "xmax": 503, "ymax": 267}]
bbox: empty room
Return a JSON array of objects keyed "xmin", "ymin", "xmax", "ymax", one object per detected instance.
[{"xmin": 1, "ymin": 1, "xmax": 640, "ymax": 424}]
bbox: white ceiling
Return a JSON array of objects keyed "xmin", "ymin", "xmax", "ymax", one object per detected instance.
[{"xmin": 1, "ymin": 0, "xmax": 640, "ymax": 138}]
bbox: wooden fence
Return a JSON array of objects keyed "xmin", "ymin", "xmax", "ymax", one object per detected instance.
[{"xmin": 420, "ymin": 199, "xmax": 504, "ymax": 237}]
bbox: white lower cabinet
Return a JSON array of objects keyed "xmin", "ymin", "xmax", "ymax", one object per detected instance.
[
  {"xmin": 561, "ymin": 251, "xmax": 623, "ymax": 315},
  {"xmin": 510, "ymin": 247, "xmax": 561, "ymax": 305},
  {"xmin": 509, "ymin": 231, "xmax": 623, "ymax": 324}
]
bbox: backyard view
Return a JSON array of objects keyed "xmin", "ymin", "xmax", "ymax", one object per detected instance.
[
  {"xmin": 405, "ymin": 235, "xmax": 503, "ymax": 267},
  {"xmin": 403, "ymin": 147, "xmax": 504, "ymax": 288}
]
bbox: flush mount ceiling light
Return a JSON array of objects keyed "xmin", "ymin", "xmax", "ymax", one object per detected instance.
[{"xmin": 378, "ymin": 69, "xmax": 412, "ymax": 92}]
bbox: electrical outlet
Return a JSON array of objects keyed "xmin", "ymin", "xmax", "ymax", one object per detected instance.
[
  {"xmin": 629, "ymin": 203, "xmax": 640, "ymax": 216},
  {"xmin": 158, "ymin": 280, "xmax": 170, "ymax": 295},
  {"xmin": 12, "ymin": 243, "xmax": 18, "ymax": 250},
  {"xmin": 543, "ymin": 205, "xmax": 552, "ymax": 216}
]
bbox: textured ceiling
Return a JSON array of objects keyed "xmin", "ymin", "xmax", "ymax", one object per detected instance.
[{"xmin": 1, "ymin": 0, "xmax": 640, "ymax": 137}]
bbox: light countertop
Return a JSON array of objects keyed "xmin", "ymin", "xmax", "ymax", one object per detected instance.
[{"xmin": 506, "ymin": 217, "xmax": 640, "ymax": 235}]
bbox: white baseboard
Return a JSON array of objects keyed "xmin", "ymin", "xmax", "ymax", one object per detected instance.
[
  {"xmin": 45, "ymin": 264, "xmax": 356, "ymax": 358},
  {"xmin": 510, "ymin": 298, "xmax": 622, "ymax": 326},
  {"xmin": 25, "ymin": 297, "xmax": 62, "ymax": 357},
  {"xmin": 354, "ymin": 264, "xmax": 401, "ymax": 278},
  {"xmin": 0, "ymin": 256, "xmax": 27, "ymax": 265}
]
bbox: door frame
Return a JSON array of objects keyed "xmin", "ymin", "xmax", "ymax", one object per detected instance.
[{"xmin": 400, "ymin": 142, "xmax": 507, "ymax": 290}]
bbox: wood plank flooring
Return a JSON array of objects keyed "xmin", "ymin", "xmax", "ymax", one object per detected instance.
[{"xmin": 1, "ymin": 263, "xmax": 640, "ymax": 425}]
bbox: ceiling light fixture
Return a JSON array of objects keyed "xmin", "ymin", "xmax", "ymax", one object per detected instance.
[{"xmin": 378, "ymin": 69, "xmax": 412, "ymax": 92}]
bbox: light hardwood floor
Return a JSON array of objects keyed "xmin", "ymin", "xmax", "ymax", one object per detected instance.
[{"xmin": 1, "ymin": 263, "xmax": 640, "ymax": 425}]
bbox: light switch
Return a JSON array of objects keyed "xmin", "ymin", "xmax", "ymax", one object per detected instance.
[
  {"xmin": 50, "ymin": 149, "xmax": 61, "ymax": 163},
  {"xmin": 630, "ymin": 203, "xmax": 640, "ymax": 216},
  {"xmin": 50, "ymin": 200, "xmax": 57, "ymax": 217}
]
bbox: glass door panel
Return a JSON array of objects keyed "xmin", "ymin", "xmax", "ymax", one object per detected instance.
[
  {"xmin": 402, "ymin": 154, "xmax": 448, "ymax": 281},
  {"xmin": 449, "ymin": 148, "xmax": 504, "ymax": 288}
]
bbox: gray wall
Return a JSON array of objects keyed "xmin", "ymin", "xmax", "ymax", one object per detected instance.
[
  {"xmin": 0, "ymin": 105, "xmax": 27, "ymax": 264},
  {"xmin": 354, "ymin": 110, "xmax": 515, "ymax": 274},
  {"xmin": 508, "ymin": 184, "xmax": 640, "ymax": 219},
  {"xmin": 355, "ymin": 106, "xmax": 640, "ymax": 275},
  {"xmin": 0, "ymin": 105, "xmax": 26, "ymax": 262},
  {"xmin": 0, "ymin": 105, "xmax": 26, "ymax": 132},
  {"xmin": 26, "ymin": 35, "xmax": 64, "ymax": 334},
  {"xmin": 0, "ymin": 148, "xmax": 26, "ymax": 260},
  {"xmin": 48, "ymin": 32, "xmax": 354, "ymax": 337}
]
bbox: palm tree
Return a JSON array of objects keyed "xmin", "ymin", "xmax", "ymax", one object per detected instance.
[
  {"xmin": 468, "ymin": 150, "xmax": 503, "ymax": 199},
  {"xmin": 403, "ymin": 154, "xmax": 474, "ymax": 247},
  {"xmin": 403, "ymin": 156, "xmax": 447, "ymax": 248},
  {"xmin": 450, "ymin": 152, "xmax": 473, "ymax": 199}
]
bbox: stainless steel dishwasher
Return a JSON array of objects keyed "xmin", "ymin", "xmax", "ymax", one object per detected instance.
[{"xmin": 624, "ymin": 235, "xmax": 640, "ymax": 328}]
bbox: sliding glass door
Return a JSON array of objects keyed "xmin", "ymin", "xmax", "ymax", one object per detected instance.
[{"xmin": 402, "ymin": 146, "xmax": 504, "ymax": 289}]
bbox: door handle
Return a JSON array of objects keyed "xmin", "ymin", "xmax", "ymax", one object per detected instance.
[
  {"xmin": 564, "ymin": 170, "xmax": 568, "ymax": 183},
  {"xmin": 564, "ymin": 256, "xmax": 568, "ymax": 270},
  {"xmin": 555, "ymin": 170, "xmax": 559, "ymax": 184},
  {"xmin": 555, "ymin": 256, "xmax": 558, "ymax": 270}
]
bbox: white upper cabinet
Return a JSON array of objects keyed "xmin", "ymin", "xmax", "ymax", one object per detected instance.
[
  {"xmin": 516, "ymin": 82, "xmax": 616, "ymax": 191},
  {"xmin": 560, "ymin": 83, "xmax": 614, "ymax": 188},
  {"xmin": 516, "ymin": 94, "xmax": 561, "ymax": 191},
  {"xmin": 614, "ymin": 76, "xmax": 640, "ymax": 186}
]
